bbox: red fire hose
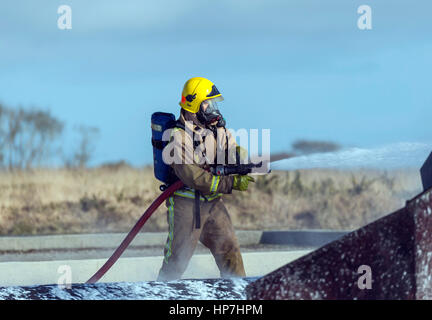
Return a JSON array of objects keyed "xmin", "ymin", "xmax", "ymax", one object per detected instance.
[{"xmin": 86, "ymin": 180, "xmax": 184, "ymax": 283}]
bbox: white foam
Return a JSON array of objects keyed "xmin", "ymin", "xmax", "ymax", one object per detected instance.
[
  {"xmin": 0, "ymin": 278, "xmax": 256, "ymax": 300},
  {"xmin": 273, "ymin": 142, "xmax": 432, "ymax": 170}
]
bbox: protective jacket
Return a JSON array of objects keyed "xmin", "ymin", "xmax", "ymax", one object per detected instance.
[
  {"xmin": 157, "ymin": 110, "xmax": 246, "ymax": 281},
  {"xmin": 167, "ymin": 110, "xmax": 238, "ymax": 199}
]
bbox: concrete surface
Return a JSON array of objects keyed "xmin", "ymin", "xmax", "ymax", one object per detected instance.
[
  {"xmin": 0, "ymin": 231, "xmax": 263, "ymax": 252},
  {"xmin": 0, "ymin": 243, "xmax": 312, "ymax": 262},
  {"xmin": 0, "ymin": 230, "xmax": 348, "ymax": 252},
  {"xmin": 0, "ymin": 230, "xmax": 338, "ymax": 287},
  {"xmin": 0, "ymin": 250, "xmax": 311, "ymax": 287}
]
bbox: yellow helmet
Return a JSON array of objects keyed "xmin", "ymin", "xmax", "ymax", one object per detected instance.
[{"xmin": 179, "ymin": 77, "xmax": 223, "ymax": 113}]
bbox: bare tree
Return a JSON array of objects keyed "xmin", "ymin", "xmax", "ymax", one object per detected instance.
[
  {"xmin": 0, "ymin": 104, "xmax": 6, "ymax": 167},
  {"xmin": 19, "ymin": 109, "xmax": 63, "ymax": 169},
  {"xmin": 0, "ymin": 104, "xmax": 103, "ymax": 170},
  {"xmin": 72, "ymin": 125, "xmax": 100, "ymax": 168},
  {"xmin": 5, "ymin": 108, "xmax": 25, "ymax": 169},
  {"xmin": 0, "ymin": 105, "xmax": 63, "ymax": 170}
]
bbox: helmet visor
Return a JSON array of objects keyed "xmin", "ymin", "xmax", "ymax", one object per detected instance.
[
  {"xmin": 198, "ymin": 96, "xmax": 224, "ymax": 125},
  {"xmin": 201, "ymin": 96, "xmax": 224, "ymax": 114}
]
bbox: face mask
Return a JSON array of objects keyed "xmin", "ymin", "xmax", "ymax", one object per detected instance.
[{"xmin": 197, "ymin": 97, "xmax": 225, "ymax": 127}]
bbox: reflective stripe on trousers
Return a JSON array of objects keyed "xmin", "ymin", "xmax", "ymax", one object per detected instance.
[{"xmin": 164, "ymin": 196, "xmax": 175, "ymax": 264}]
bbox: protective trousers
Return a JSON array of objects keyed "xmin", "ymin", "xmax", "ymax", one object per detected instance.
[{"xmin": 157, "ymin": 195, "xmax": 246, "ymax": 281}]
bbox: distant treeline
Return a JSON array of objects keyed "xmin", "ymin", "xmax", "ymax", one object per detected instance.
[
  {"xmin": 0, "ymin": 103, "xmax": 341, "ymax": 170},
  {"xmin": 0, "ymin": 103, "xmax": 99, "ymax": 170},
  {"xmin": 270, "ymin": 140, "xmax": 341, "ymax": 162}
]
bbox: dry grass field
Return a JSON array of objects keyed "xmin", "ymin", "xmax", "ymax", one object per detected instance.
[{"xmin": 0, "ymin": 165, "xmax": 423, "ymax": 235}]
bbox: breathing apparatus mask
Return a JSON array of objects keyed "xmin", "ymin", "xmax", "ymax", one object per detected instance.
[{"xmin": 196, "ymin": 96, "xmax": 226, "ymax": 128}]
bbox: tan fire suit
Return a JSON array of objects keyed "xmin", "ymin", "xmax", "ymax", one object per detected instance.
[{"xmin": 157, "ymin": 111, "xmax": 246, "ymax": 281}]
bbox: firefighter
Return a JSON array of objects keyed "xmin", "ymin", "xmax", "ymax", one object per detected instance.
[{"xmin": 157, "ymin": 77, "xmax": 254, "ymax": 281}]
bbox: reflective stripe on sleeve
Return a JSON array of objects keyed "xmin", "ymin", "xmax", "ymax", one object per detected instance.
[{"xmin": 210, "ymin": 175, "xmax": 220, "ymax": 193}]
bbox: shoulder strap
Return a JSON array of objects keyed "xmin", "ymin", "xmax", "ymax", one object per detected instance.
[
  {"xmin": 174, "ymin": 120, "xmax": 202, "ymax": 149},
  {"xmin": 174, "ymin": 120, "xmax": 185, "ymax": 131}
]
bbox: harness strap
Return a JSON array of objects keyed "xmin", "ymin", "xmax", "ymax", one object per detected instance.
[
  {"xmin": 194, "ymin": 190, "xmax": 201, "ymax": 229},
  {"xmin": 174, "ymin": 120, "xmax": 219, "ymax": 230}
]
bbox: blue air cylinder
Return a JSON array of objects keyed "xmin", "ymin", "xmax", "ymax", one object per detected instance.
[{"xmin": 151, "ymin": 112, "xmax": 177, "ymax": 185}]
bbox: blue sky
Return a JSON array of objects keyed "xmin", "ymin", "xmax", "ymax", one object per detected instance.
[{"xmin": 1, "ymin": 0, "xmax": 431, "ymax": 166}]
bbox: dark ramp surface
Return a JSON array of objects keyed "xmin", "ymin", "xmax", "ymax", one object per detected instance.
[
  {"xmin": 421, "ymin": 152, "xmax": 432, "ymax": 191},
  {"xmin": 0, "ymin": 277, "xmax": 258, "ymax": 300},
  {"xmin": 246, "ymin": 188, "xmax": 432, "ymax": 300}
]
